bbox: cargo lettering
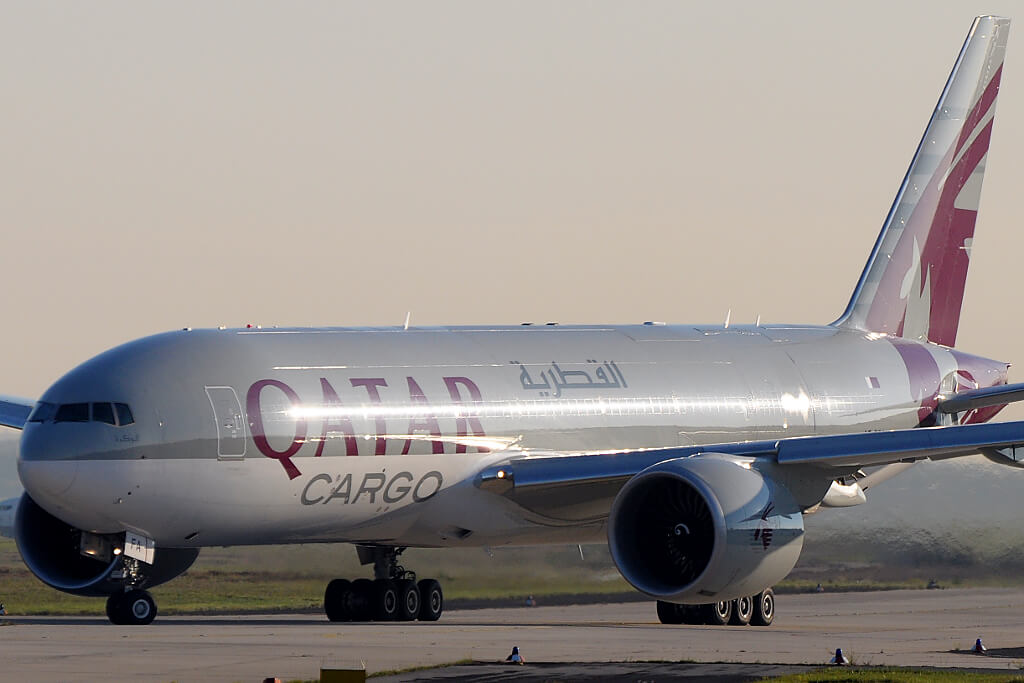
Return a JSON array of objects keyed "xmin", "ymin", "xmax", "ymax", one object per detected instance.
[{"xmin": 301, "ymin": 470, "xmax": 444, "ymax": 506}]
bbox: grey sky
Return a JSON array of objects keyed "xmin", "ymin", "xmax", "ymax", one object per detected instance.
[{"xmin": 3, "ymin": 1, "xmax": 1023, "ymax": 403}]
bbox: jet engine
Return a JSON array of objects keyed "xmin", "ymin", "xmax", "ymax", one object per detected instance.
[
  {"xmin": 15, "ymin": 493, "xmax": 198, "ymax": 597},
  {"xmin": 608, "ymin": 453, "xmax": 804, "ymax": 603}
]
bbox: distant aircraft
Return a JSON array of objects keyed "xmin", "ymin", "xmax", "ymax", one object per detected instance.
[{"xmin": 0, "ymin": 16, "xmax": 1020, "ymax": 626}]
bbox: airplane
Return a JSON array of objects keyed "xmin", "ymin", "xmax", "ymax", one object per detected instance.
[{"xmin": 1, "ymin": 15, "xmax": 1022, "ymax": 627}]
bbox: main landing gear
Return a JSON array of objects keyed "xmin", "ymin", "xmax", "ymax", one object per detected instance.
[
  {"xmin": 324, "ymin": 546, "xmax": 444, "ymax": 622},
  {"xmin": 656, "ymin": 588, "xmax": 774, "ymax": 627}
]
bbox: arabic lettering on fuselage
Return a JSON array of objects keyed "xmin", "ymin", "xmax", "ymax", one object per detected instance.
[{"xmin": 513, "ymin": 360, "xmax": 628, "ymax": 398}]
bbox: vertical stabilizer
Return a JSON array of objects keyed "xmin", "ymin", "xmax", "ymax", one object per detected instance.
[{"xmin": 835, "ymin": 16, "xmax": 1009, "ymax": 347}]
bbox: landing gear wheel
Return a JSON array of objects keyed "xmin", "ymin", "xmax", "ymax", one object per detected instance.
[
  {"xmin": 324, "ymin": 578, "xmax": 352, "ymax": 622},
  {"xmin": 729, "ymin": 596, "xmax": 753, "ymax": 626},
  {"xmin": 105, "ymin": 594, "xmax": 126, "ymax": 625},
  {"xmin": 417, "ymin": 578, "xmax": 443, "ymax": 621},
  {"xmin": 124, "ymin": 590, "xmax": 157, "ymax": 625},
  {"xmin": 396, "ymin": 579, "xmax": 420, "ymax": 621},
  {"xmin": 107, "ymin": 590, "xmax": 156, "ymax": 625},
  {"xmin": 751, "ymin": 588, "xmax": 775, "ymax": 626},
  {"xmin": 349, "ymin": 578, "xmax": 375, "ymax": 621},
  {"xmin": 656, "ymin": 600, "xmax": 685, "ymax": 624},
  {"xmin": 681, "ymin": 605, "xmax": 704, "ymax": 625},
  {"xmin": 702, "ymin": 600, "xmax": 732, "ymax": 626},
  {"xmin": 374, "ymin": 579, "xmax": 399, "ymax": 621}
]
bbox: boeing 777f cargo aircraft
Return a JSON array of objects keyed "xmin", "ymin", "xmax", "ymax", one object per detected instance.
[{"xmin": 2, "ymin": 16, "xmax": 1022, "ymax": 626}]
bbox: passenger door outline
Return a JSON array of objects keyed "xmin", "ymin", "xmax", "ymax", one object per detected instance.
[{"xmin": 205, "ymin": 386, "xmax": 247, "ymax": 459}]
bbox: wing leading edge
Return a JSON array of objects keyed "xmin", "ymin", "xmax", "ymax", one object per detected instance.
[
  {"xmin": 476, "ymin": 419, "xmax": 1024, "ymax": 522},
  {"xmin": 0, "ymin": 396, "xmax": 33, "ymax": 430}
]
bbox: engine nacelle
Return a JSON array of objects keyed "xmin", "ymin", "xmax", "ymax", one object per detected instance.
[
  {"xmin": 608, "ymin": 453, "xmax": 804, "ymax": 603},
  {"xmin": 15, "ymin": 493, "xmax": 199, "ymax": 597}
]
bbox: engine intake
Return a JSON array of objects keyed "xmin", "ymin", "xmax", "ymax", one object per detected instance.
[
  {"xmin": 15, "ymin": 493, "xmax": 199, "ymax": 597},
  {"xmin": 608, "ymin": 454, "xmax": 804, "ymax": 603},
  {"xmin": 618, "ymin": 475, "xmax": 716, "ymax": 590}
]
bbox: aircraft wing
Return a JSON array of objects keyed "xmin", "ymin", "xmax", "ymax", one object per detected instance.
[
  {"xmin": 0, "ymin": 395, "xmax": 34, "ymax": 430},
  {"xmin": 476, "ymin": 419, "xmax": 1024, "ymax": 522}
]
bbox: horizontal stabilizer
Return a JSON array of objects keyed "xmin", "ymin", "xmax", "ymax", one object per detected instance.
[
  {"xmin": 936, "ymin": 382, "xmax": 1024, "ymax": 414},
  {"xmin": 0, "ymin": 395, "xmax": 34, "ymax": 430}
]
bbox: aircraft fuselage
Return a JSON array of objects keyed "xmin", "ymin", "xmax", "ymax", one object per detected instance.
[{"xmin": 17, "ymin": 324, "xmax": 1007, "ymax": 548}]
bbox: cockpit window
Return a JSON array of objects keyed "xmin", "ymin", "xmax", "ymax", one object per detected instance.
[
  {"xmin": 92, "ymin": 402, "xmax": 116, "ymax": 425},
  {"xmin": 54, "ymin": 403, "xmax": 89, "ymax": 423},
  {"xmin": 29, "ymin": 401, "xmax": 135, "ymax": 426},
  {"xmin": 27, "ymin": 402, "xmax": 57, "ymax": 423},
  {"xmin": 114, "ymin": 403, "xmax": 134, "ymax": 427}
]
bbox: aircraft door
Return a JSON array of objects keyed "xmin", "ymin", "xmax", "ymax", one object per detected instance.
[{"xmin": 205, "ymin": 386, "xmax": 247, "ymax": 459}]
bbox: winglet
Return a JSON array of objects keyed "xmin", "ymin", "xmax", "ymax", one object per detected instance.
[{"xmin": 835, "ymin": 16, "xmax": 1010, "ymax": 347}]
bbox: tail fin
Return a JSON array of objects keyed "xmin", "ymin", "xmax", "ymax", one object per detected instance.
[{"xmin": 835, "ymin": 16, "xmax": 1009, "ymax": 347}]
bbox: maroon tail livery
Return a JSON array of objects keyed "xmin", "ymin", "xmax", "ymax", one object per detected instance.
[{"xmin": 837, "ymin": 17, "xmax": 1009, "ymax": 347}]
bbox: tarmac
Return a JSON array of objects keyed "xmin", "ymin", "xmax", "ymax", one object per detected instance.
[{"xmin": 2, "ymin": 587, "xmax": 1024, "ymax": 682}]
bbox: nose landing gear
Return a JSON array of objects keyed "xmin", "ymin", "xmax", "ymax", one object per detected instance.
[
  {"xmin": 323, "ymin": 546, "xmax": 445, "ymax": 623},
  {"xmin": 104, "ymin": 556, "xmax": 158, "ymax": 625},
  {"xmin": 106, "ymin": 589, "xmax": 157, "ymax": 625}
]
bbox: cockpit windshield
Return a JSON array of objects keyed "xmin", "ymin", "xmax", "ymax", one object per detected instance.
[
  {"xmin": 26, "ymin": 402, "xmax": 56, "ymax": 423},
  {"xmin": 28, "ymin": 401, "xmax": 134, "ymax": 427},
  {"xmin": 114, "ymin": 403, "xmax": 134, "ymax": 426},
  {"xmin": 54, "ymin": 403, "xmax": 89, "ymax": 423}
]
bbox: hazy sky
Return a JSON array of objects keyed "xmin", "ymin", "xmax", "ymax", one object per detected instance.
[{"xmin": 3, "ymin": 1, "xmax": 1024, "ymax": 400}]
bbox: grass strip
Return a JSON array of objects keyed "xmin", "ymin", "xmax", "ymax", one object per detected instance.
[{"xmin": 368, "ymin": 658, "xmax": 474, "ymax": 678}]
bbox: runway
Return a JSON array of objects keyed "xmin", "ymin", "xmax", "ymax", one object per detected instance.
[{"xmin": 3, "ymin": 588, "xmax": 1024, "ymax": 682}]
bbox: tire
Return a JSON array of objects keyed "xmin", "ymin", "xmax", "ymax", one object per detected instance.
[
  {"xmin": 324, "ymin": 578, "xmax": 351, "ymax": 622},
  {"xmin": 349, "ymin": 578, "xmax": 375, "ymax": 621},
  {"xmin": 120, "ymin": 590, "xmax": 157, "ymax": 625},
  {"xmin": 374, "ymin": 579, "xmax": 399, "ymax": 621},
  {"xmin": 751, "ymin": 588, "xmax": 775, "ymax": 627},
  {"xmin": 656, "ymin": 600, "xmax": 685, "ymax": 625},
  {"xmin": 702, "ymin": 600, "xmax": 732, "ymax": 626},
  {"xmin": 105, "ymin": 594, "xmax": 126, "ymax": 625},
  {"xmin": 729, "ymin": 596, "xmax": 753, "ymax": 626},
  {"xmin": 417, "ymin": 579, "xmax": 443, "ymax": 621},
  {"xmin": 680, "ymin": 605, "xmax": 704, "ymax": 625},
  {"xmin": 396, "ymin": 579, "xmax": 420, "ymax": 621}
]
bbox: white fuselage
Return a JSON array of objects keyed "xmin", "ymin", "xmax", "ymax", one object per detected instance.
[{"xmin": 17, "ymin": 324, "xmax": 1008, "ymax": 549}]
